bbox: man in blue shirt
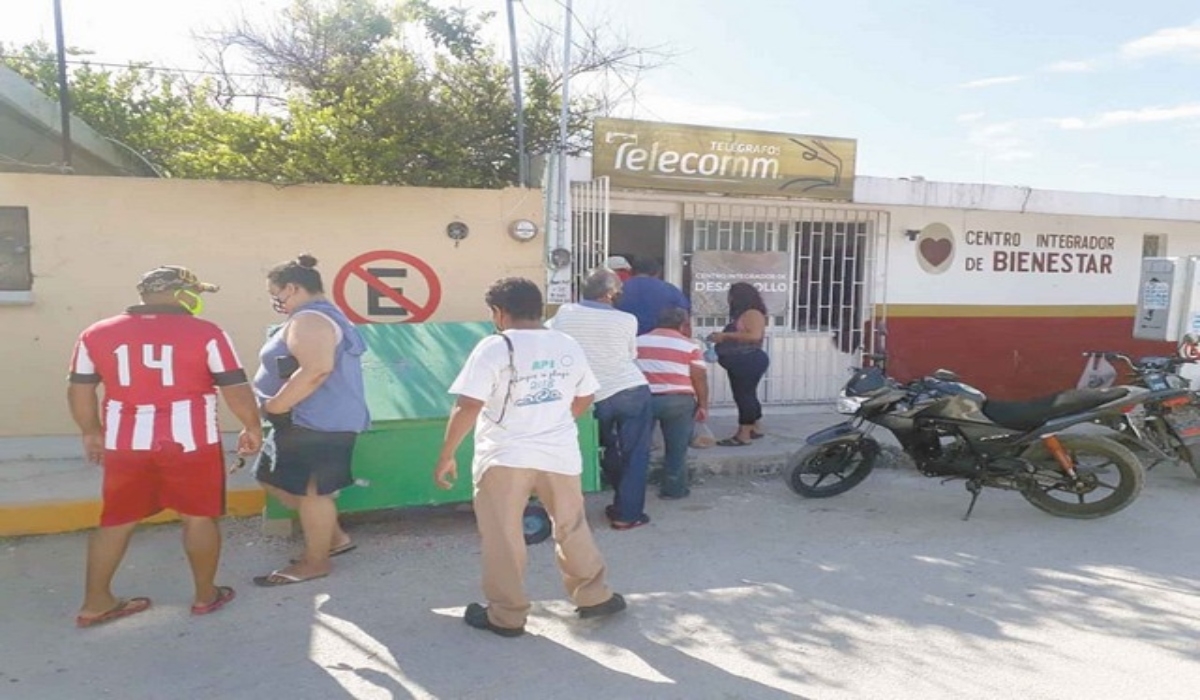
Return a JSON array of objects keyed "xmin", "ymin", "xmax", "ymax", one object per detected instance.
[{"xmin": 616, "ymin": 257, "xmax": 691, "ymax": 335}]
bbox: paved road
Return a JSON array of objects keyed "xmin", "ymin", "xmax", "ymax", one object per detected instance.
[{"xmin": 4, "ymin": 464, "xmax": 1200, "ymax": 699}]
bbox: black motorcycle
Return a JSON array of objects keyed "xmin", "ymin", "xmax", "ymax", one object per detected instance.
[
  {"xmin": 787, "ymin": 348, "xmax": 1167, "ymax": 520},
  {"xmin": 1084, "ymin": 350, "xmax": 1200, "ymax": 479}
]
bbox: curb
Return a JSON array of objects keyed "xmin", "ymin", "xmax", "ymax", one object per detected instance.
[
  {"xmin": 3, "ymin": 446, "xmax": 911, "ymax": 538},
  {"xmin": 677, "ymin": 442, "xmax": 910, "ymax": 478},
  {"xmin": 0, "ymin": 489, "xmax": 266, "ymax": 538}
]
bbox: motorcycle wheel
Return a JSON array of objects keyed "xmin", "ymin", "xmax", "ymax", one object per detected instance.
[
  {"xmin": 1019, "ymin": 435, "xmax": 1144, "ymax": 519},
  {"xmin": 786, "ymin": 437, "xmax": 879, "ymax": 498}
]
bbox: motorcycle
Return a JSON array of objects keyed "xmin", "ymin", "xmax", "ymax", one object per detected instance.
[
  {"xmin": 1083, "ymin": 350, "xmax": 1200, "ymax": 478},
  {"xmin": 787, "ymin": 342, "xmax": 1170, "ymax": 520}
]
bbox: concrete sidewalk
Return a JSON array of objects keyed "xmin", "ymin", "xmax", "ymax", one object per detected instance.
[{"xmin": 0, "ymin": 404, "xmax": 888, "ymax": 537}]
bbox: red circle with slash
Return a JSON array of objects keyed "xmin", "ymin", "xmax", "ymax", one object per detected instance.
[{"xmin": 332, "ymin": 250, "xmax": 443, "ymax": 324}]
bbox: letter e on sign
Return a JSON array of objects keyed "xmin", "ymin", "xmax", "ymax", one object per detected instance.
[{"xmin": 333, "ymin": 251, "xmax": 443, "ymax": 324}]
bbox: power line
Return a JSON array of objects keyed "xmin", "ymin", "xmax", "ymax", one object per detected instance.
[{"xmin": 0, "ymin": 53, "xmax": 269, "ymax": 79}]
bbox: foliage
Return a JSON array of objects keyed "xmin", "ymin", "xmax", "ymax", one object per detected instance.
[{"xmin": 1, "ymin": 0, "xmax": 669, "ymax": 187}]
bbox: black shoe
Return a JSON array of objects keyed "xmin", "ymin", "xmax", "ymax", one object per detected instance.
[
  {"xmin": 463, "ymin": 603, "xmax": 525, "ymax": 638},
  {"xmin": 577, "ymin": 593, "xmax": 627, "ymax": 619}
]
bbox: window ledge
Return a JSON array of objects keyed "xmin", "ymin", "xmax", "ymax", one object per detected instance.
[{"xmin": 0, "ymin": 291, "xmax": 34, "ymax": 306}]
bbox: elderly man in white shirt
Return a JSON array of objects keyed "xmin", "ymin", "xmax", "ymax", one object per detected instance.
[{"xmin": 547, "ymin": 269, "xmax": 654, "ymax": 530}]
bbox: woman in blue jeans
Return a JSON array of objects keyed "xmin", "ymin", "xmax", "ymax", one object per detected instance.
[{"xmin": 709, "ymin": 282, "xmax": 770, "ymax": 446}]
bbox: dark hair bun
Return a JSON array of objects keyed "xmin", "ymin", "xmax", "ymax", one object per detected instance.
[{"xmin": 296, "ymin": 254, "xmax": 318, "ymax": 269}]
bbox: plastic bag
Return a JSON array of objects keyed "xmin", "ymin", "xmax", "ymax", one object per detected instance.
[
  {"xmin": 690, "ymin": 420, "xmax": 716, "ymax": 449},
  {"xmin": 1077, "ymin": 355, "xmax": 1117, "ymax": 390}
]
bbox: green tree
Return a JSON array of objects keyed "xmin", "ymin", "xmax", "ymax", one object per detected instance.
[{"xmin": 1, "ymin": 0, "xmax": 669, "ymax": 187}]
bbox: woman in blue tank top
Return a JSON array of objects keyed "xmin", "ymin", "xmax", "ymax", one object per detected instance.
[{"xmin": 251, "ymin": 254, "xmax": 370, "ymax": 587}]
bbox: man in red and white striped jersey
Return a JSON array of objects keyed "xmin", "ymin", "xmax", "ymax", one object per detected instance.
[
  {"xmin": 67, "ymin": 265, "xmax": 263, "ymax": 628},
  {"xmin": 635, "ymin": 307, "xmax": 710, "ymax": 500}
]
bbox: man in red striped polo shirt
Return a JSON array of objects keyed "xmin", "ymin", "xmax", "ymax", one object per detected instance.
[
  {"xmin": 635, "ymin": 307, "xmax": 710, "ymax": 499},
  {"xmin": 67, "ymin": 266, "xmax": 263, "ymax": 627}
]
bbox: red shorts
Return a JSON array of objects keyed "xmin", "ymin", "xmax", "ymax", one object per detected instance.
[{"xmin": 100, "ymin": 443, "xmax": 226, "ymax": 527}]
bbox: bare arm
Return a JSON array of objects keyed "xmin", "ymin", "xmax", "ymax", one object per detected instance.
[
  {"xmin": 264, "ymin": 314, "xmax": 337, "ymax": 414},
  {"xmin": 434, "ymin": 396, "xmax": 484, "ymax": 489},
  {"xmin": 715, "ymin": 310, "xmax": 767, "ymax": 343},
  {"xmin": 689, "ymin": 364, "xmax": 710, "ymax": 418},
  {"xmin": 68, "ymin": 383, "xmax": 104, "ymax": 464},
  {"xmin": 220, "ymin": 383, "xmax": 264, "ymax": 431},
  {"xmin": 571, "ymin": 394, "xmax": 595, "ymax": 419},
  {"xmin": 68, "ymin": 383, "xmax": 102, "ymax": 434},
  {"xmin": 439, "ymin": 396, "xmax": 484, "ymax": 460}
]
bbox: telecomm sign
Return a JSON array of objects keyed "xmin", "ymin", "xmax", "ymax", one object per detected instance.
[{"xmin": 592, "ymin": 118, "xmax": 856, "ymax": 200}]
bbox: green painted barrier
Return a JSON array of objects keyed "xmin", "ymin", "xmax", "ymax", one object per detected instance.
[{"xmin": 264, "ymin": 321, "xmax": 601, "ymax": 526}]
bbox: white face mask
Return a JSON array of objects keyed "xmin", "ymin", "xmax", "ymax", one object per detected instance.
[{"xmin": 270, "ymin": 289, "xmax": 294, "ymax": 315}]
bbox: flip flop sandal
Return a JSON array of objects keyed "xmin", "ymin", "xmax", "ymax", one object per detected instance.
[
  {"xmin": 253, "ymin": 570, "xmax": 330, "ymax": 588},
  {"xmin": 716, "ymin": 437, "xmax": 751, "ymax": 447},
  {"xmin": 611, "ymin": 514, "xmax": 651, "ymax": 531},
  {"xmin": 76, "ymin": 597, "xmax": 152, "ymax": 628},
  {"xmin": 289, "ymin": 542, "xmax": 357, "ymax": 565},
  {"xmin": 191, "ymin": 586, "xmax": 236, "ymax": 616}
]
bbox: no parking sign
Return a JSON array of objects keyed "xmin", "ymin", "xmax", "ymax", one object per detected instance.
[{"xmin": 332, "ymin": 250, "xmax": 443, "ymax": 324}]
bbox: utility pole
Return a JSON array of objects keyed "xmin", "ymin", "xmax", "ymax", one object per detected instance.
[
  {"xmin": 52, "ymin": 0, "xmax": 72, "ymax": 168},
  {"xmin": 555, "ymin": 0, "xmax": 573, "ymax": 250},
  {"xmin": 505, "ymin": 0, "xmax": 528, "ymax": 187}
]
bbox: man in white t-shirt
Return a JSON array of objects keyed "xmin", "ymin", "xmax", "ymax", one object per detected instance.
[
  {"xmin": 547, "ymin": 269, "xmax": 655, "ymax": 530},
  {"xmin": 435, "ymin": 277, "xmax": 626, "ymax": 637}
]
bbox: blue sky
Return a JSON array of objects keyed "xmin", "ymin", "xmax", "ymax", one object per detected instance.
[{"xmin": 4, "ymin": 0, "xmax": 1199, "ymax": 198}]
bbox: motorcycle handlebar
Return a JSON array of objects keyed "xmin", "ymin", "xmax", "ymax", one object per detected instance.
[{"xmin": 1082, "ymin": 350, "xmax": 1197, "ymax": 372}]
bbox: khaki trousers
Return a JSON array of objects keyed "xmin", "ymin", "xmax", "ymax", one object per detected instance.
[{"xmin": 473, "ymin": 466, "xmax": 613, "ymax": 629}]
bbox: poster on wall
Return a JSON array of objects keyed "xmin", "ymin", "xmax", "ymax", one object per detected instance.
[
  {"xmin": 690, "ymin": 251, "xmax": 790, "ymax": 316},
  {"xmin": 546, "ymin": 267, "xmax": 572, "ymax": 305}
]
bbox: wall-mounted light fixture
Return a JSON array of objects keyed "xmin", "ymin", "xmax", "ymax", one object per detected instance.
[
  {"xmin": 446, "ymin": 221, "xmax": 469, "ymax": 247},
  {"xmin": 549, "ymin": 247, "xmax": 571, "ymax": 269}
]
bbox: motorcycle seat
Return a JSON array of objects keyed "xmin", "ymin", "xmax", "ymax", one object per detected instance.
[{"xmin": 982, "ymin": 388, "xmax": 1129, "ymax": 432}]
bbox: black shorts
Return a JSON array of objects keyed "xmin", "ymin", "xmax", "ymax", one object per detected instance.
[{"xmin": 255, "ymin": 424, "xmax": 358, "ymax": 497}]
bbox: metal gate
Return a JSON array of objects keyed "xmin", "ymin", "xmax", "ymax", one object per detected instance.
[
  {"xmin": 684, "ymin": 202, "xmax": 890, "ymax": 405},
  {"xmin": 569, "ymin": 176, "xmax": 611, "ymax": 297}
]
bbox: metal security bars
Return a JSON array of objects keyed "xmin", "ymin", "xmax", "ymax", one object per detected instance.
[
  {"xmin": 570, "ymin": 176, "xmax": 610, "ymax": 298},
  {"xmin": 683, "ymin": 202, "xmax": 890, "ymax": 404}
]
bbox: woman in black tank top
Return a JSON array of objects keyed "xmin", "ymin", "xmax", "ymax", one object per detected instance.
[{"xmin": 708, "ymin": 282, "xmax": 770, "ymax": 446}]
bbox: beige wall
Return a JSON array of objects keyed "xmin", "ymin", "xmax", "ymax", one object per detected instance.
[{"xmin": 0, "ymin": 173, "xmax": 545, "ymax": 437}]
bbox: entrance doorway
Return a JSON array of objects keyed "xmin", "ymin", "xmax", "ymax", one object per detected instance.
[
  {"xmin": 608, "ymin": 214, "xmax": 668, "ymax": 274},
  {"xmin": 682, "ymin": 201, "xmax": 889, "ymax": 404}
]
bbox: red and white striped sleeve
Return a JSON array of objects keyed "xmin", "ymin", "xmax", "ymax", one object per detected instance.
[
  {"xmin": 68, "ymin": 335, "xmax": 101, "ymax": 384},
  {"xmin": 206, "ymin": 329, "xmax": 249, "ymax": 386}
]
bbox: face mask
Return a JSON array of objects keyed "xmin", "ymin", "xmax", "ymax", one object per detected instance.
[
  {"xmin": 271, "ymin": 290, "xmax": 293, "ymax": 315},
  {"xmin": 175, "ymin": 289, "xmax": 204, "ymax": 316}
]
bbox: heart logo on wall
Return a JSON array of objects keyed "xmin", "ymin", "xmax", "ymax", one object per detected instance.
[
  {"xmin": 919, "ymin": 238, "xmax": 952, "ymax": 267},
  {"xmin": 915, "ymin": 223, "xmax": 955, "ymax": 274}
]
